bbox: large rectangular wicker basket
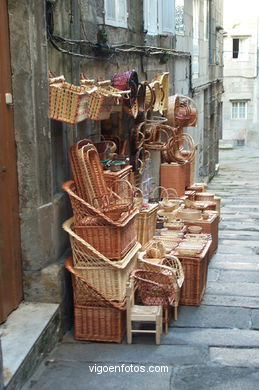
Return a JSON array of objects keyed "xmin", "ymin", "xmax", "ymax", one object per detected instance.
[
  {"xmin": 74, "ymin": 212, "xmax": 137, "ymax": 260},
  {"xmin": 74, "ymin": 305, "xmax": 126, "ymax": 342},
  {"xmin": 137, "ymin": 203, "xmax": 159, "ymax": 246},
  {"xmin": 63, "ymin": 217, "xmax": 141, "ymax": 301},
  {"xmin": 173, "ymin": 241, "xmax": 211, "ymax": 306},
  {"xmin": 65, "ymin": 257, "xmax": 126, "ymax": 342}
]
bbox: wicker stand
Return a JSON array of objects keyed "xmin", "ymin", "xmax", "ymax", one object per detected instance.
[{"xmin": 172, "ymin": 241, "xmax": 211, "ymax": 306}]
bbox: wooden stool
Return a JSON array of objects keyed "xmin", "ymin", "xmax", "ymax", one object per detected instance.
[{"xmin": 126, "ymin": 280, "xmax": 163, "ymax": 345}]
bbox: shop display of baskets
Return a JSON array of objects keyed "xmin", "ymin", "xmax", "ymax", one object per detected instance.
[{"xmin": 51, "ymin": 67, "xmax": 222, "ymax": 343}]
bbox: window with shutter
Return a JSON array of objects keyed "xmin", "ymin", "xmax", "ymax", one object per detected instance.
[
  {"xmin": 159, "ymin": 0, "xmax": 175, "ymax": 35},
  {"xmin": 144, "ymin": 0, "xmax": 158, "ymax": 35},
  {"xmin": 144, "ymin": 0, "xmax": 175, "ymax": 35},
  {"xmin": 105, "ymin": 0, "xmax": 127, "ymax": 28}
]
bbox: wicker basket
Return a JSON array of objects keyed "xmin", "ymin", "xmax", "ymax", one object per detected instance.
[
  {"xmin": 196, "ymin": 192, "xmax": 215, "ymax": 201},
  {"xmin": 160, "ymin": 163, "xmax": 186, "ymax": 197},
  {"xmin": 104, "ymin": 165, "xmax": 132, "ymax": 196},
  {"xmin": 74, "ymin": 212, "xmax": 137, "ymax": 260},
  {"xmin": 136, "ymin": 203, "xmax": 159, "ymax": 246},
  {"xmin": 49, "ymin": 82, "xmax": 93, "ymax": 124},
  {"xmin": 65, "ymin": 257, "xmax": 126, "ymax": 342},
  {"xmin": 63, "ymin": 218, "xmax": 141, "ymax": 301},
  {"xmin": 173, "ymin": 241, "xmax": 211, "ymax": 305}
]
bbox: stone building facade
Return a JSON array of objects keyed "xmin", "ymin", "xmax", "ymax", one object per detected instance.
[
  {"xmin": 0, "ymin": 0, "xmax": 223, "ymax": 387},
  {"xmin": 222, "ymin": 0, "xmax": 259, "ymax": 146}
]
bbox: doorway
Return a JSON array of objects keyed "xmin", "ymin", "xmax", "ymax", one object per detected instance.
[{"xmin": 0, "ymin": 0, "xmax": 23, "ymax": 323}]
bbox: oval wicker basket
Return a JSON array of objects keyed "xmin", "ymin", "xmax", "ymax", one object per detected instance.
[
  {"xmin": 187, "ymin": 225, "xmax": 203, "ymax": 234},
  {"xmin": 196, "ymin": 192, "xmax": 215, "ymax": 201},
  {"xmin": 177, "ymin": 208, "xmax": 202, "ymax": 221}
]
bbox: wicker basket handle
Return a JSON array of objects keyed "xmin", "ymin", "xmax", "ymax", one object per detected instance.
[
  {"xmin": 150, "ymin": 186, "xmax": 169, "ymax": 202},
  {"xmin": 165, "ymin": 187, "xmax": 179, "ymax": 199},
  {"xmin": 112, "ymin": 179, "xmax": 144, "ymax": 209},
  {"xmin": 62, "ymin": 180, "xmax": 135, "ymax": 227}
]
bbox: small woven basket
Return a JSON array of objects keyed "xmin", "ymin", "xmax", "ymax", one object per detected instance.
[{"xmin": 49, "ymin": 82, "xmax": 92, "ymax": 124}]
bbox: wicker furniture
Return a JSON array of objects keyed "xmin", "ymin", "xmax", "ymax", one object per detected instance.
[
  {"xmin": 138, "ymin": 255, "xmax": 184, "ymax": 320},
  {"xmin": 63, "ymin": 218, "xmax": 141, "ymax": 301},
  {"xmin": 65, "ymin": 257, "xmax": 126, "ymax": 342},
  {"xmin": 131, "ymin": 269, "xmax": 176, "ymax": 334},
  {"xmin": 126, "ymin": 279, "xmax": 163, "ymax": 344}
]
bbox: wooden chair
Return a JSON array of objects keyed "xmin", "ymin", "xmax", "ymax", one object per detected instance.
[
  {"xmin": 131, "ymin": 269, "xmax": 176, "ymax": 334},
  {"xmin": 126, "ymin": 279, "xmax": 163, "ymax": 345},
  {"xmin": 138, "ymin": 252, "xmax": 184, "ymax": 321}
]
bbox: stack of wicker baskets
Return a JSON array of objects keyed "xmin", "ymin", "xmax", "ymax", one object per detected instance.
[{"xmin": 63, "ymin": 140, "xmax": 141, "ymax": 342}]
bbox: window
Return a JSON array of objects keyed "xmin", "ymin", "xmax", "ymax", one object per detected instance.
[
  {"xmin": 175, "ymin": 0, "xmax": 184, "ymax": 34},
  {"xmin": 144, "ymin": 0, "xmax": 175, "ymax": 36},
  {"xmin": 204, "ymin": 0, "xmax": 209, "ymax": 40},
  {"xmin": 104, "ymin": 0, "xmax": 127, "ymax": 28},
  {"xmin": 192, "ymin": 0, "xmax": 199, "ymax": 78},
  {"xmin": 231, "ymin": 101, "xmax": 247, "ymax": 119},
  {"xmin": 232, "ymin": 37, "xmax": 248, "ymax": 60}
]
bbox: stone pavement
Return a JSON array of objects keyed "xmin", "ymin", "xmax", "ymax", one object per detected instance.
[{"xmin": 22, "ymin": 147, "xmax": 259, "ymax": 390}]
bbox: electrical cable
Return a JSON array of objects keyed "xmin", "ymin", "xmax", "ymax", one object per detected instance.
[{"xmin": 46, "ymin": 0, "xmax": 191, "ymax": 61}]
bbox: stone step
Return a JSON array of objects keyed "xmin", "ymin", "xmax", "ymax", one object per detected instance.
[
  {"xmin": 219, "ymin": 231, "xmax": 259, "ymax": 240},
  {"xmin": 216, "ymin": 269, "xmax": 259, "ymax": 283},
  {"xmin": 210, "ymin": 347, "xmax": 259, "ymax": 368},
  {"xmin": 205, "ymin": 281, "xmax": 259, "ymax": 297},
  {"xmin": 162, "ymin": 328, "xmax": 259, "ymax": 347},
  {"xmin": 210, "ymin": 262, "xmax": 259, "ymax": 271},
  {"xmin": 50, "ymin": 342, "xmax": 209, "ymax": 366},
  {"xmin": 173, "ymin": 305, "xmax": 251, "ymax": 329},
  {"xmin": 220, "ymin": 224, "xmax": 259, "ymax": 232},
  {"xmin": 202, "ymin": 295, "xmax": 259, "ymax": 309},
  {"xmin": 0, "ymin": 302, "xmax": 59, "ymax": 390}
]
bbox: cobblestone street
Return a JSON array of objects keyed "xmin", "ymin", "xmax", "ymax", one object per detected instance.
[{"xmin": 23, "ymin": 147, "xmax": 259, "ymax": 390}]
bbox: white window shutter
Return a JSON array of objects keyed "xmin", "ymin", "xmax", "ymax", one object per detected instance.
[
  {"xmin": 117, "ymin": 0, "xmax": 127, "ymax": 26},
  {"xmin": 105, "ymin": 0, "xmax": 127, "ymax": 28},
  {"xmin": 144, "ymin": 0, "xmax": 158, "ymax": 35},
  {"xmin": 159, "ymin": 0, "xmax": 175, "ymax": 34},
  {"xmin": 105, "ymin": 0, "xmax": 116, "ymax": 21}
]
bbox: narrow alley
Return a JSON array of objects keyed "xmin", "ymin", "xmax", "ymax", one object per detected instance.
[{"xmin": 22, "ymin": 146, "xmax": 259, "ymax": 390}]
